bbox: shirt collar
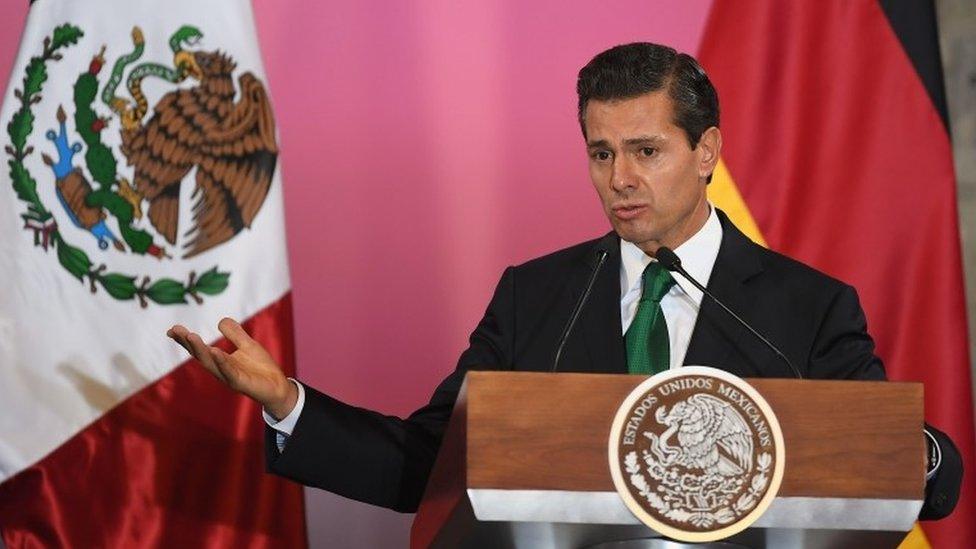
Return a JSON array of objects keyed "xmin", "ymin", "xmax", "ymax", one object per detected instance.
[{"xmin": 619, "ymin": 204, "xmax": 723, "ymax": 305}]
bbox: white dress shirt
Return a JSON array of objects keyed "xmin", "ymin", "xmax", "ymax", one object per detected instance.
[
  {"xmin": 266, "ymin": 205, "xmax": 723, "ymax": 447},
  {"xmin": 619, "ymin": 205, "xmax": 723, "ymax": 369}
]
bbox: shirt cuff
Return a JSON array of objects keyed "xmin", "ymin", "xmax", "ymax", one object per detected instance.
[{"xmin": 262, "ymin": 378, "xmax": 305, "ymax": 436}]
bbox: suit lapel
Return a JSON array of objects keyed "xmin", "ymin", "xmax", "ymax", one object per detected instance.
[
  {"xmin": 683, "ymin": 211, "xmax": 764, "ymax": 377},
  {"xmin": 578, "ymin": 233, "xmax": 627, "ymax": 374}
]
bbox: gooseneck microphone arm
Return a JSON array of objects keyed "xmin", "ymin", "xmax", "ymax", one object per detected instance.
[
  {"xmin": 654, "ymin": 246, "xmax": 803, "ymax": 379},
  {"xmin": 551, "ymin": 249, "xmax": 609, "ymax": 372}
]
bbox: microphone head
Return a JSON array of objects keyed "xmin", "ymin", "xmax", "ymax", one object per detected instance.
[
  {"xmin": 586, "ymin": 246, "xmax": 610, "ymax": 270},
  {"xmin": 654, "ymin": 247, "xmax": 681, "ymax": 271}
]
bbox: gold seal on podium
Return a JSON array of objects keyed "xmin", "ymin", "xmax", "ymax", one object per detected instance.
[{"xmin": 609, "ymin": 366, "xmax": 786, "ymax": 543}]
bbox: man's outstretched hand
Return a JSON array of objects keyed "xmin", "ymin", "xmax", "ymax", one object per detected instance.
[{"xmin": 167, "ymin": 318, "xmax": 299, "ymax": 420}]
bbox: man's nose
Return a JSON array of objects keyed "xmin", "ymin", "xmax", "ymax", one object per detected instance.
[{"xmin": 610, "ymin": 157, "xmax": 638, "ymax": 192}]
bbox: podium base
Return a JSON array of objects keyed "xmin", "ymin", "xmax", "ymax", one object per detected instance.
[{"xmin": 585, "ymin": 540, "xmax": 749, "ymax": 549}]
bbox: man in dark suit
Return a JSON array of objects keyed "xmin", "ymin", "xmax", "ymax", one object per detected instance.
[{"xmin": 167, "ymin": 42, "xmax": 960, "ymax": 521}]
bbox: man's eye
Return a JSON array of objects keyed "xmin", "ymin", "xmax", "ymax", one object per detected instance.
[
  {"xmin": 594, "ymin": 151, "xmax": 611, "ymax": 161},
  {"xmin": 640, "ymin": 147, "xmax": 656, "ymax": 157}
]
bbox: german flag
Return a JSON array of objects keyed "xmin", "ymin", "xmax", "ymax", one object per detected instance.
[{"xmin": 698, "ymin": 1, "xmax": 973, "ymax": 546}]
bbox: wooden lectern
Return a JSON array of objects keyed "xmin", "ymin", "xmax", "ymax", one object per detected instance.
[{"xmin": 410, "ymin": 372, "xmax": 924, "ymax": 548}]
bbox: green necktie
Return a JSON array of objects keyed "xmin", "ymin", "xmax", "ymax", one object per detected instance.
[{"xmin": 625, "ymin": 261, "xmax": 675, "ymax": 375}]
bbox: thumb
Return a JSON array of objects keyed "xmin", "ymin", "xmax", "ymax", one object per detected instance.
[{"xmin": 217, "ymin": 317, "xmax": 255, "ymax": 350}]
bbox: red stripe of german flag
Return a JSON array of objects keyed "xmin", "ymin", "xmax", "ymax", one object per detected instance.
[{"xmin": 698, "ymin": 1, "xmax": 973, "ymax": 546}]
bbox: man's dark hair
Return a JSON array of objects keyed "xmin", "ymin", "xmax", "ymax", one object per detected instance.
[{"xmin": 576, "ymin": 42, "xmax": 719, "ymax": 150}]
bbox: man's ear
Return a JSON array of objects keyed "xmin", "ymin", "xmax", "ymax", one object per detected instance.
[{"xmin": 697, "ymin": 126, "xmax": 722, "ymax": 181}]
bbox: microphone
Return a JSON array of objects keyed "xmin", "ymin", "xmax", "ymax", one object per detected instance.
[
  {"xmin": 551, "ymin": 247, "xmax": 610, "ymax": 372},
  {"xmin": 654, "ymin": 246, "xmax": 803, "ymax": 379}
]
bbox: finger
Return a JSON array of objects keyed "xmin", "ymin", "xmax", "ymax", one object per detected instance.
[
  {"xmin": 168, "ymin": 332, "xmax": 194, "ymax": 356},
  {"xmin": 168, "ymin": 324, "xmax": 190, "ymax": 339},
  {"xmin": 211, "ymin": 347, "xmax": 242, "ymax": 389},
  {"xmin": 187, "ymin": 332, "xmax": 226, "ymax": 383},
  {"xmin": 167, "ymin": 326, "xmax": 198, "ymax": 358},
  {"xmin": 217, "ymin": 317, "xmax": 255, "ymax": 350}
]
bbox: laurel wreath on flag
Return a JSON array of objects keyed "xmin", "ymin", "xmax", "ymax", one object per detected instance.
[{"xmin": 4, "ymin": 24, "xmax": 229, "ymax": 307}]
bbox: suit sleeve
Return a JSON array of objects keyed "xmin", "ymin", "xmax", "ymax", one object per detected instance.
[
  {"xmin": 920, "ymin": 423, "xmax": 963, "ymax": 520},
  {"xmin": 808, "ymin": 283, "xmax": 963, "ymax": 520},
  {"xmin": 807, "ymin": 283, "xmax": 886, "ymax": 381},
  {"xmin": 264, "ymin": 267, "xmax": 517, "ymax": 512}
]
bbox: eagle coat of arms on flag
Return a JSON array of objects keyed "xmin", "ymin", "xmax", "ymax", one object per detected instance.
[{"xmin": 5, "ymin": 22, "xmax": 277, "ymax": 307}]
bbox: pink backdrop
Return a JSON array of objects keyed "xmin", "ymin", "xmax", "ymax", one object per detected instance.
[{"xmin": 0, "ymin": 1, "xmax": 712, "ymax": 545}]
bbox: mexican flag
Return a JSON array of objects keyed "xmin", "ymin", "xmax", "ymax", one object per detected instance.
[{"xmin": 0, "ymin": 0, "xmax": 305, "ymax": 546}]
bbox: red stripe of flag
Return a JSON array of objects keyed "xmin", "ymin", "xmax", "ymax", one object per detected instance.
[{"xmin": 0, "ymin": 295, "xmax": 306, "ymax": 548}]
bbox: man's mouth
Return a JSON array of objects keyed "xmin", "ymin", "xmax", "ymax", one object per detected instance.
[{"xmin": 611, "ymin": 203, "xmax": 647, "ymax": 221}]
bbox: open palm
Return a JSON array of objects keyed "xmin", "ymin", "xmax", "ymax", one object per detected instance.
[{"xmin": 167, "ymin": 317, "xmax": 298, "ymax": 419}]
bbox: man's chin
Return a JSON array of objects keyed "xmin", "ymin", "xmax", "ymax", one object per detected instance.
[
  {"xmin": 608, "ymin": 219, "xmax": 643, "ymax": 240},
  {"xmin": 613, "ymin": 227, "xmax": 660, "ymax": 249}
]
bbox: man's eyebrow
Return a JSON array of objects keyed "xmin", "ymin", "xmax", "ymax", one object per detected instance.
[
  {"xmin": 623, "ymin": 135, "xmax": 666, "ymax": 146},
  {"xmin": 585, "ymin": 135, "xmax": 667, "ymax": 149}
]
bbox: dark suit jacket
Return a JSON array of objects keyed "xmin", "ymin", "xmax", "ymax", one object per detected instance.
[{"xmin": 266, "ymin": 209, "xmax": 961, "ymax": 519}]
